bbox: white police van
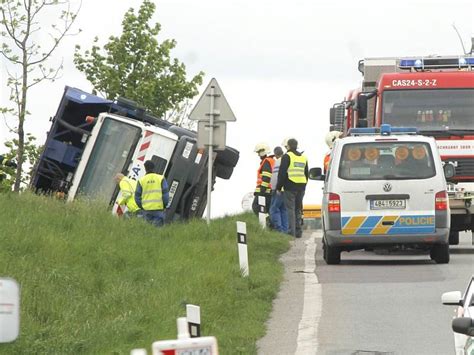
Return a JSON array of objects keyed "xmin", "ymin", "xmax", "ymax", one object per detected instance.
[{"xmin": 311, "ymin": 125, "xmax": 450, "ymax": 264}]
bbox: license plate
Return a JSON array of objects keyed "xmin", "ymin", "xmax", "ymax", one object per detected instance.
[{"xmin": 370, "ymin": 199, "xmax": 406, "ymax": 209}]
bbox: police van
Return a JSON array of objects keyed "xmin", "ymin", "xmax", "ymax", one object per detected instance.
[{"xmin": 310, "ymin": 124, "xmax": 450, "ymax": 264}]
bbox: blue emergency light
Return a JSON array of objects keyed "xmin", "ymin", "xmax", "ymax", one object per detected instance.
[
  {"xmin": 348, "ymin": 124, "xmax": 418, "ymax": 136},
  {"xmin": 399, "ymin": 56, "xmax": 474, "ymax": 70}
]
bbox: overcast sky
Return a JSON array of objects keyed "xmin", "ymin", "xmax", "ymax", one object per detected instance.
[{"xmin": 1, "ymin": 0, "xmax": 473, "ymax": 216}]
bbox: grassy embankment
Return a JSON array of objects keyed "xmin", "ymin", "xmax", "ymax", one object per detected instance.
[{"xmin": 0, "ymin": 193, "xmax": 290, "ymax": 354}]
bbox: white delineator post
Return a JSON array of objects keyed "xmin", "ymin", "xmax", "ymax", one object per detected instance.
[
  {"xmin": 186, "ymin": 304, "xmax": 201, "ymax": 338},
  {"xmin": 258, "ymin": 195, "xmax": 267, "ymax": 228},
  {"xmin": 236, "ymin": 221, "xmax": 249, "ymax": 277},
  {"xmin": 206, "ymin": 85, "xmax": 215, "ymax": 225},
  {"xmin": 0, "ymin": 278, "xmax": 19, "ymax": 343},
  {"xmin": 130, "ymin": 349, "xmax": 147, "ymax": 355}
]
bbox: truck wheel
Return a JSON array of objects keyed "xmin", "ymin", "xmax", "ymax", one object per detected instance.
[
  {"xmin": 215, "ymin": 147, "xmax": 239, "ymax": 168},
  {"xmin": 448, "ymin": 231, "xmax": 459, "ymax": 245},
  {"xmin": 430, "ymin": 244, "xmax": 450, "ymax": 264},
  {"xmin": 325, "ymin": 244, "xmax": 341, "ymax": 265},
  {"xmin": 215, "ymin": 164, "xmax": 234, "ymax": 180}
]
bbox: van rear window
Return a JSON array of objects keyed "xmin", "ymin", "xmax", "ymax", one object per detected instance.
[{"xmin": 338, "ymin": 142, "xmax": 436, "ymax": 180}]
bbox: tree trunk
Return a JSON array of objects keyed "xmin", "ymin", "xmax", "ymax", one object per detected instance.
[{"xmin": 13, "ymin": 46, "xmax": 28, "ymax": 192}]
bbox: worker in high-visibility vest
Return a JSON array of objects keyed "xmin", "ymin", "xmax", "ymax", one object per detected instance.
[
  {"xmin": 135, "ymin": 160, "xmax": 169, "ymax": 227},
  {"xmin": 276, "ymin": 138, "xmax": 308, "ymax": 238},
  {"xmin": 323, "ymin": 131, "xmax": 342, "ymax": 174},
  {"xmin": 252, "ymin": 142, "xmax": 274, "ymax": 215},
  {"xmin": 114, "ymin": 173, "xmax": 140, "ymax": 217}
]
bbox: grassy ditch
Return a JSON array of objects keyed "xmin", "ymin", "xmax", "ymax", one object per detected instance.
[{"xmin": 0, "ymin": 193, "xmax": 290, "ymax": 354}]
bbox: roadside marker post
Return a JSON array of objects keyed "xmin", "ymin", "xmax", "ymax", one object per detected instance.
[
  {"xmin": 186, "ymin": 304, "xmax": 201, "ymax": 338},
  {"xmin": 130, "ymin": 349, "xmax": 147, "ymax": 355},
  {"xmin": 236, "ymin": 221, "xmax": 249, "ymax": 277},
  {"xmin": 258, "ymin": 195, "xmax": 267, "ymax": 228},
  {"xmin": 152, "ymin": 317, "xmax": 218, "ymax": 355},
  {"xmin": 0, "ymin": 278, "xmax": 20, "ymax": 343}
]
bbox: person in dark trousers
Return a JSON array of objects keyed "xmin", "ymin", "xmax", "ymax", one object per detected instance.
[
  {"xmin": 269, "ymin": 146, "xmax": 288, "ymax": 233},
  {"xmin": 135, "ymin": 160, "xmax": 169, "ymax": 227},
  {"xmin": 276, "ymin": 138, "xmax": 308, "ymax": 238},
  {"xmin": 252, "ymin": 143, "xmax": 274, "ymax": 215}
]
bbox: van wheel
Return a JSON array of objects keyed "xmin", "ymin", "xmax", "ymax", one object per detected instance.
[
  {"xmin": 448, "ymin": 231, "xmax": 459, "ymax": 245},
  {"xmin": 430, "ymin": 244, "xmax": 450, "ymax": 264},
  {"xmin": 325, "ymin": 244, "xmax": 341, "ymax": 265}
]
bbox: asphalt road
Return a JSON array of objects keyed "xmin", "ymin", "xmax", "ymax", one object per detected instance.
[{"xmin": 257, "ymin": 230, "xmax": 473, "ymax": 355}]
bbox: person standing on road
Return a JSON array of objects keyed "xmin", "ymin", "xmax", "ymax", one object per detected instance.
[
  {"xmin": 252, "ymin": 143, "xmax": 274, "ymax": 216},
  {"xmin": 276, "ymin": 138, "xmax": 308, "ymax": 238},
  {"xmin": 114, "ymin": 173, "xmax": 140, "ymax": 218},
  {"xmin": 135, "ymin": 160, "xmax": 169, "ymax": 227},
  {"xmin": 269, "ymin": 146, "xmax": 288, "ymax": 233}
]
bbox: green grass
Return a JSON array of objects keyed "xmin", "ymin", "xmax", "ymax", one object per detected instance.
[{"xmin": 0, "ymin": 192, "xmax": 290, "ymax": 354}]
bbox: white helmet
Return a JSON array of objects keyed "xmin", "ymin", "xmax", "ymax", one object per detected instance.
[
  {"xmin": 325, "ymin": 131, "xmax": 342, "ymax": 149},
  {"xmin": 254, "ymin": 142, "xmax": 270, "ymax": 155}
]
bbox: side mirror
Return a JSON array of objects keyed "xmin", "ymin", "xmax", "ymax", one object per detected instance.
[
  {"xmin": 441, "ymin": 291, "xmax": 462, "ymax": 305},
  {"xmin": 309, "ymin": 167, "xmax": 324, "ymax": 181},
  {"xmin": 329, "ymin": 108, "xmax": 336, "ymax": 125},
  {"xmin": 452, "ymin": 317, "xmax": 474, "ymax": 336},
  {"xmin": 357, "ymin": 119, "xmax": 368, "ymax": 128},
  {"xmin": 357, "ymin": 94, "xmax": 368, "ymax": 119}
]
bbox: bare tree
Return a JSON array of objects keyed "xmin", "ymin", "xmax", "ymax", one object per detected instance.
[{"xmin": 0, "ymin": 0, "xmax": 80, "ymax": 191}]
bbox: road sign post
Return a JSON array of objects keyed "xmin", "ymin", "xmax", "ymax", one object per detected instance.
[
  {"xmin": 0, "ymin": 278, "xmax": 20, "ymax": 343},
  {"xmin": 189, "ymin": 78, "xmax": 237, "ymax": 225}
]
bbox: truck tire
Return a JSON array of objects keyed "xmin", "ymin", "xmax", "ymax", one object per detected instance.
[
  {"xmin": 448, "ymin": 231, "xmax": 459, "ymax": 245},
  {"xmin": 215, "ymin": 147, "xmax": 239, "ymax": 168},
  {"xmin": 430, "ymin": 244, "xmax": 450, "ymax": 264},
  {"xmin": 215, "ymin": 164, "xmax": 234, "ymax": 180}
]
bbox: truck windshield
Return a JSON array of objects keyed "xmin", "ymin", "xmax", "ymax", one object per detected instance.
[
  {"xmin": 338, "ymin": 142, "xmax": 436, "ymax": 180},
  {"xmin": 78, "ymin": 117, "xmax": 141, "ymax": 200},
  {"xmin": 382, "ymin": 89, "xmax": 474, "ymax": 132}
]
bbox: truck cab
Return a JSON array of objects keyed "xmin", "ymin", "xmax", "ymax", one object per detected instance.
[{"xmin": 31, "ymin": 86, "xmax": 240, "ymax": 221}]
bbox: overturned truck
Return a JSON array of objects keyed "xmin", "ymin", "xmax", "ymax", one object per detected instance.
[{"xmin": 31, "ymin": 86, "xmax": 239, "ymax": 222}]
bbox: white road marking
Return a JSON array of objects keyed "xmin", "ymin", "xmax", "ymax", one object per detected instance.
[{"xmin": 295, "ymin": 233, "xmax": 322, "ymax": 355}]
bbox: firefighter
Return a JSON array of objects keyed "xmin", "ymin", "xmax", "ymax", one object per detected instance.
[
  {"xmin": 114, "ymin": 173, "xmax": 140, "ymax": 217},
  {"xmin": 323, "ymin": 131, "xmax": 342, "ymax": 173},
  {"xmin": 135, "ymin": 160, "xmax": 169, "ymax": 227},
  {"xmin": 252, "ymin": 143, "xmax": 274, "ymax": 216}
]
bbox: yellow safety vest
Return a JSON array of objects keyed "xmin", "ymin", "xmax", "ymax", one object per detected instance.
[
  {"xmin": 118, "ymin": 177, "xmax": 140, "ymax": 213},
  {"xmin": 139, "ymin": 173, "xmax": 164, "ymax": 210},
  {"xmin": 287, "ymin": 152, "xmax": 307, "ymax": 184}
]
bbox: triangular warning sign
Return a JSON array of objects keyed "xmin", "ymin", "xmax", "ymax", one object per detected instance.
[{"xmin": 189, "ymin": 78, "xmax": 237, "ymax": 122}]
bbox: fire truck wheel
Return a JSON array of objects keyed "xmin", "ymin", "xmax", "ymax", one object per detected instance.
[{"xmin": 448, "ymin": 231, "xmax": 459, "ymax": 245}]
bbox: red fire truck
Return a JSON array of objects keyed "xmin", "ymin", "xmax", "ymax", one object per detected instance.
[{"xmin": 329, "ymin": 56, "xmax": 474, "ymax": 244}]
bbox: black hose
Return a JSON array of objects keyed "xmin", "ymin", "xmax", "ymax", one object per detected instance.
[{"xmin": 57, "ymin": 117, "xmax": 91, "ymax": 136}]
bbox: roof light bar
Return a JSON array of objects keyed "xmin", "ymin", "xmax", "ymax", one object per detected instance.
[
  {"xmin": 348, "ymin": 124, "xmax": 418, "ymax": 136},
  {"xmin": 399, "ymin": 56, "xmax": 474, "ymax": 70}
]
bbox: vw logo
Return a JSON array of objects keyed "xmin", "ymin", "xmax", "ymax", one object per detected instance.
[{"xmin": 383, "ymin": 183, "xmax": 392, "ymax": 192}]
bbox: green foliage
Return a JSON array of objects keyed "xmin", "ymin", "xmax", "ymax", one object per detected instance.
[
  {"xmin": 0, "ymin": 134, "xmax": 42, "ymax": 192},
  {"xmin": 0, "ymin": 193, "xmax": 290, "ymax": 354},
  {"xmin": 74, "ymin": 0, "xmax": 204, "ymax": 119},
  {"xmin": 0, "ymin": 0, "xmax": 80, "ymax": 192}
]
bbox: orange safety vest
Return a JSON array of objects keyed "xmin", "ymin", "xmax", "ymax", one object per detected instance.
[
  {"xmin": 256, "ymin": 156, "xmax": 275, "ymax": 193},
  {"xmin": 323, "ymin": 152, "xmax": 331, "ymax": 173}
]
